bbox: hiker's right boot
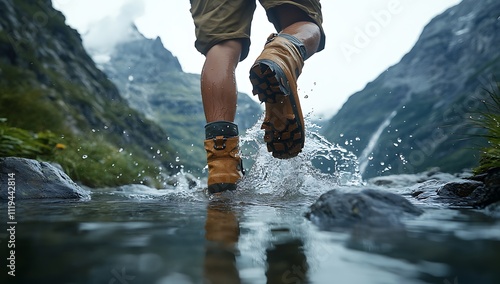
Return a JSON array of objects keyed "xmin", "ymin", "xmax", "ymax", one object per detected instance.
[
  {"xmin": 249, "ymin": 33, "xmax": 307, "ymax": 159},
  {"xmin": 204, "ymin": 121, "xmax": 244, "ymax": 193}
]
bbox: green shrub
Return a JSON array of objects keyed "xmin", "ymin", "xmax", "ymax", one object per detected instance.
[{"xmin": 473, "ymin": 81, "xmax": 500, "ymax": 174}]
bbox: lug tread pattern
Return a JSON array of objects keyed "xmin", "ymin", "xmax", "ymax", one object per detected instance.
[{"xmin": 250, "ymin": 62, "xmax": 304, "ymax": 159}]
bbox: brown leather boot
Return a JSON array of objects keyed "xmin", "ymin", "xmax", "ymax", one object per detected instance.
[
  {"xmin": 204, "ymin": 122, "xmax": 244, "ymax": 193},
  {"xmin": 249, "ymin": 33, "xmax": 306, "ymax": 159}
]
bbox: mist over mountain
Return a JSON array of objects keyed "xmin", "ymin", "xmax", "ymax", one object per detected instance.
[{"xmin": 322, "ymin": 0, "xmax": 500, "ymax": 178}]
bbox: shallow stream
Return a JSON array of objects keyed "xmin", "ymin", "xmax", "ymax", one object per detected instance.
[{"xmin": 1, "ymin": 119, "xmax": 500, "ymax": 284}]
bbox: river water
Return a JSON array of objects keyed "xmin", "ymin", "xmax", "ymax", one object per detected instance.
[{"xmin": 2, "ymin": 119, "xmax": 500, "ymax": 284}]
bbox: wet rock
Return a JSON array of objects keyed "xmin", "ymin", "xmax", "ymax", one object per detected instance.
[
  {"xmin": 0, "ymin": 157, "xmax": 90, "ymax": 200},
  {"xmin": 306, "ymin": 189, "xmax": 423, "ymax": 229},
  {"xmin": 411, "ymin": 168, "xmax": 500, "ymax": 207},
  {"xmin": 368, "ymin": 169, "xmax": 464, "ymax": 188},
  {"xmin": 438, "ymin": 180, "xmax": 482, "ymax": 198}
]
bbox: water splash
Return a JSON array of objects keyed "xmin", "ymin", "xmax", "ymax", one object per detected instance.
[
  {"xmin": 110, "ymin": 113, "xmax": 361, "ymax": 203},
  {"xmin": 239, "ymin": 113, "xmax": 362, "ymax": 200}
]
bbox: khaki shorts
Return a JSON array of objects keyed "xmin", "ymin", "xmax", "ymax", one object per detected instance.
[{"xmin": 190, "ymin": 0, "xmax": 325, "ymax": 61}]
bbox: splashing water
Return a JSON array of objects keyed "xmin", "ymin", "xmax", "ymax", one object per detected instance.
[
  {"xmin": 239, "ymin": 112, "xmax": 362, "ymax": 200},
  {"xmin": 108, "ymin": 112, "xmax": 362, "ymax": 204}
]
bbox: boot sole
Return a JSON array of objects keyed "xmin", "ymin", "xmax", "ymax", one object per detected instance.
[
  {"xmin": 249, "ymin": 61, "xmax": 304, "ymax": 159},
  {"xmin": 208, "ymin": 183, "xmax": 237, "ymax": 194}
]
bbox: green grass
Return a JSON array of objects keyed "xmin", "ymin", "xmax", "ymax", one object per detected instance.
[
  {"xmin": 0, "ymin": 119, "xmax": 167, "ymax": 188},
  {"xmin": 52, "ymin": 134, "xmax": 166, "ymax": 188},
  {"xmin": 0, "ymin": 119, "xmax": 57, "ymax": 159},
  {"xmin": 472, "ymin": 81, "xmax": 500, "ymax": 174}
]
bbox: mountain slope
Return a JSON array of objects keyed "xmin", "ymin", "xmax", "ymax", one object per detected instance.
[
  {"xmin": 98, "ymin": 26, "xmax": 262, "ymax": 172},
  {"xmin": 0, "ymin": 0, "xmax": 176, "ymax": 186},
  {"xmin": 322, "ymin": 0, "xmax": 500, "ymax": 178}
]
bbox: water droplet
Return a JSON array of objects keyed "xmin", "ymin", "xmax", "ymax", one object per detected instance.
[
  {"xmin": 104, "ymin": 125, "xmax": 108, "ymax": 129},
  {"xmin": 355, "ymin": 137, "xmax": 360, "ymax": 141},
  {"xmin": 313, "ymin": 82, "xmax": 317, "ymax": 86},
  {"xmin": 82, "ymin": 155, "xmax": 88, "ymax": 159},
  {"xmin": 128, "ymin": 75, "xmax": 134, "ymax": 81},
  {"xmin": 119, "ymin": 148, "xmax": 124, "ymax": 153},
  {"xmin": 175, "ymin": 157, "xmax": 180, "ymax": 162},
  {"xmin": 380, "ymin": 162, "xmax": 385, "ymax": 166},
  {"xmin": 393, "ymin": 143, "xmax": 399, "ymax": 147},
  {"xmin": 156, "ymin": 149, "xmax": 160, "ymax": 154},
  {"xmin": 397, "ymin": 138, "xmax": 402, "ymax": 143},
  {"xmin": 340, "ymin": 133, "xmax": 344, "ymax": 137},
  {"xmin": 304, "ymin": 95, "xmax": 309, "ymax": 99},
  {"xmin": 91, "ymin": 129, "xmax": 96, "ymax": 133}
]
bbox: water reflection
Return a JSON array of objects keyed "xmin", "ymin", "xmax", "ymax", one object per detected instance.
[
  {"xmin": 266, "ymin": 238, "xmax": 309, "ymax": 284},
  {"xmin": 204, "ymin": 201, "xmax": 241, "ymax": 283},
  {"xmin": 204, "ymin": 200, "xmax": 311, "ymax": 284}
]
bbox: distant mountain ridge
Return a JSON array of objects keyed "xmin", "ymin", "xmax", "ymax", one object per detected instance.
[
  {"xmin": 322, "ymin": 0, "xmax": 500, "ymax": 178},
  {"xmin": 96, "ymin": 25, "xmax": 262, "ymax": 172}
]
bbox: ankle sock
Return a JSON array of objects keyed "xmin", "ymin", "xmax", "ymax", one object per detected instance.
[{"xmin": 205, "ymin": 121, "xmax": 238, "ymax": 139}]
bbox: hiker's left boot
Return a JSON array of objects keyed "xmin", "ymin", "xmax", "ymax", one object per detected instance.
[
  {"xmin": 204, "ymin": 121, "xmax": 244, "ymax": 193},
  {"xmin": 249, "ymin": 33, "xmax": 307, "ymax": 159}
]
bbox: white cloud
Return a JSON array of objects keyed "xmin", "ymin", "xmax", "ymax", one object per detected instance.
[{"xmin": 78, "ymin": 0, "xmax": 145, "ymax": 60}]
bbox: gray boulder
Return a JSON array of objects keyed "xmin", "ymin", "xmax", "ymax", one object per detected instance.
[
  {"xmin": 306, "ymin": 188, "xmax": 423, "ymax": 229},
  {"xmin": 411, "ymin": 168, "xmax": 500, "ymax": 207},
  {"xmin": 0, "ymin": 157, "xmax": 90, "ymax": 200}
]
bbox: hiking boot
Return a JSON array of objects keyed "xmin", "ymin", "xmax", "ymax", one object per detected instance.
[
  {"xmin": 204, "ymin": 121, "xmax": 244, "ymax": 193},
  {"xmin": 249, "ymin": 33, "xmax": 307, "ymax": 159}
]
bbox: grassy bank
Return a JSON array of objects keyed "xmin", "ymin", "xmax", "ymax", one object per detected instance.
[{"xmin": 0, "ymin": 120, "xmax": 168, "ymax": 188}]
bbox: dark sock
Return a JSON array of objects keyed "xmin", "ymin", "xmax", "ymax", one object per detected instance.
[{"xmin": 205, "ymin": 121, "xmax": 239, "ymax": 139}]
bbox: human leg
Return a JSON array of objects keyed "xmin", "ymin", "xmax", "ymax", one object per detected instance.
[
  {"xmin": 201, "ymin": 40, "xmax": 242, "ymax": 123},
  {"xmin": 190, "ymin": 0, "xmax": 256, "ymax": 192},
  {"xmin": 250, "ymin": 1, "xmax": 325, "ymax": 158}
]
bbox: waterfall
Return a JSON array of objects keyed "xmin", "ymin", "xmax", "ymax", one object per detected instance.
[{"xmin": 358, "ymin": 110, "xmax": 398, "ymax": 175}]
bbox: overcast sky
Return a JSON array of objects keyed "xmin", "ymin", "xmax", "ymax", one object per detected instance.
[{"xmin": 53, "ymin": 0, "xmax": 461, "ymax": 119}]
